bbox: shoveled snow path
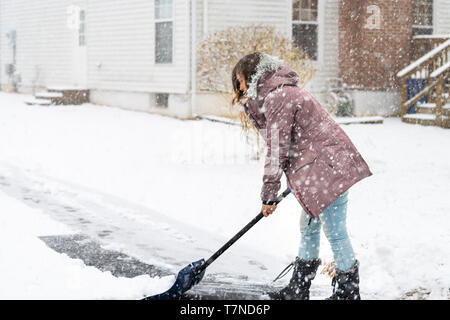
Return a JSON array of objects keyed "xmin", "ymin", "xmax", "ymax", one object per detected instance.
[{"xmin": 0, "ymin": 161, "xmax": 290, "ymax": 288}]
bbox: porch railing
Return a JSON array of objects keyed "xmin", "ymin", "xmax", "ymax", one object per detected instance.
[
  {"xmin": 412, "ymin": 35, "xmax": 449, "ymax": 60},
  {"xmin": 397, "ymin": 38, "xmax": 450, "ymax": 127}
]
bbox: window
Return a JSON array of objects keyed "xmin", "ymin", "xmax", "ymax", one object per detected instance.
[
  {"xmin": 292, "ymin": 0, "xmax": 318, "ymax": 60},
  {"xmin": 412, "ymin": 0, "xmax": 433, "ymax": 36},
  {"xmin": 79, "ymin": 9, "xmax": 86, "ymax": 46},
  {"xmin": 156, "ymin": 93, "xmax": 169, "ymax": 108},
  {"xmin": 155, "ymin": 0, "xmax": 173, "ymax": 63}
]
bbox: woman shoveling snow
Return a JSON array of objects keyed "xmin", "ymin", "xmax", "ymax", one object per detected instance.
[{"xmin": 231, "ymin": 52, "xmax": 373, "ymax": 300}]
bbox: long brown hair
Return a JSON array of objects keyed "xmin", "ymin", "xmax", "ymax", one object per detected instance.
[{"xmin": 231, "ymin": 52, "xmax": 261, "ymax": 135}]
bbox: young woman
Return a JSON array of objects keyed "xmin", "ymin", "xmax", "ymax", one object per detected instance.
[{"xmin": 231, "ymin": 52, "xmax": 373, "ymax": 300}]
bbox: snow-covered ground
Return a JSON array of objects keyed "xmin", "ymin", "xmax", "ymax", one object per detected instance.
[
  {"xmin": 0, "ymin": 190, "xmax": 174, "ymax": 299},
  {"xmin": 0, "ymin": 91, "xmax": 449, "ymax": 299}
]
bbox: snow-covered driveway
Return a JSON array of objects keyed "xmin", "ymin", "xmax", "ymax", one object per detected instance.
[{"xmin": 0, "ymin": 91, "xmax": 449, "ymax": 299}]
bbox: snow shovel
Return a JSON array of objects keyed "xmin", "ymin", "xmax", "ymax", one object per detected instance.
[{"xmin": 143, "ymin": 187, "xmax": 291, "ymax": 300}]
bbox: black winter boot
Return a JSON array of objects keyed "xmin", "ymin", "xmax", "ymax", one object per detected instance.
[
  {"xmin": 268, "ymin": 257, "xmax": 321, "ymax": 300},
  {"xmin": 326, "ymin": 260, "xmax": 361, "ymax": 300}
]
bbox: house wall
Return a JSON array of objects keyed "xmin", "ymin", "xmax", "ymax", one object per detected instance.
[
  {"xmin": 89, "ymin": 89, "xmax": 192, "ymax": 118},
  {"xmin": 0, "ymin": 0, "xmax": 78, "ymax": 92},
  {"xmin": 0, "ymin": 4, "xmax": 2, "ymax": 87},
  {"xmin": 434, "ymin": 0, "xmax": 450, "ymax": 34},
  {"xmin": 3, "ymin": 0, "xmax": 446, "ymax": 118},
  {"xmin": 305, "ymin": 0, "xmax": 340, "ymax": 95},
  {"xmin": 87, "ymin": 0, "xmax": 193, "ymax": 117},
  {"xmin": 195, "ymin": 0, "xmax": 341, "ymax": 117},
  {"xmin": 87, "ymin": 0, "xmax": 189, "ymax": 94},
  {"xmin": 0, "ymin": 0, "xmax": 193, "ymax": 117},
  {"xmin": 209, "ymin": 0, "xmax": 448, "ymax": 118},
  {"xmin": 339, "ymin": 0, "xmax": 413, "ymax": 91},
  {"xmin": 194, "ymin": 0, "xmax": 292, "ymax": 117},
  {"xmin": 348, "ymin": 90, "xmax": 401, "ymax": 116},
  {"xmin": 337, "ymin": 0, "xmax": 413, "ymax": 116},
  {"xmin": 337, "ymin": 0, "xmax": 450, "ymax": 117},
  {"xmin": 205, "ymin": 0, "xmax": 290, "ymax": 36},
  {"xmin": 197, "ymin": 0, "xmax": 340, "ymax": 94}
]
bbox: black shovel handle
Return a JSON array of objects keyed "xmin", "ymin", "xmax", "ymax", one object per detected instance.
[{"xmin": 196, "ymin": 188, "xmax": 291, "ymax": 275}]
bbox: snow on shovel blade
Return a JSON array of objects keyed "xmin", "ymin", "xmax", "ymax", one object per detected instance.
[{"xmin": 142, "ymin": 259, "xmax": 206, "ymax": 300}]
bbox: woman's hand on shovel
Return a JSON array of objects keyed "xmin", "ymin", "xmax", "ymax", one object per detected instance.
[{"xmin": 261, "ymin": 204, "xmax": 277, "ymax": 217}]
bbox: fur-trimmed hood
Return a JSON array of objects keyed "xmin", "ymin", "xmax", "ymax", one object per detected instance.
[{"xmin": 246, "ymin": 53, "xmax": 300, "ymax": 101}]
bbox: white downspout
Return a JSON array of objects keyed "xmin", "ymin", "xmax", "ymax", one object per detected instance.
[
  {"xmin": 191, "ymin": 0, "xmax": 197, "ymax": 118},
  {"xmin": 203, "ymin": 0, "xmax": 208, "ymax": 37},
  {"xmin": 186, "ymin": 0, "xmax": 191, "ymax": 117}
]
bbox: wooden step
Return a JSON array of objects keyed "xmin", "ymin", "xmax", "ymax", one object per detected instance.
[
  {"xmin": 416, "ymin": 103, "xmax": 450, "ymax": 116},
  {"xmin": 441, "ymin": 115, "xmax": 450, "ymax": 128},
  {"xmin": 403, "ymin": 113, "xmax": 450, "ymax": 128},
  {"xmin": 45, "ymin": 86, "xmax": 89, "ymax": 105},
  {"xmin": 402, "ymin": 113, "xmax": 436, "ymax": 126},
  {"xmin": 416, "ymin": 103, "xmax": 436, "ymax": 114},
  {"xmin": 35, "ymin": 91, "xmax": 64, "ymax": 104},
  {"xmin": 24, "ymin": 98, "xmax": 53, "ymax": 106},
  {"xmin": 443, "ymin": 104, "xmax": 450, "ymax": 116},
  {"xmin": 35, "ymin": 91, "xmax": 63, "ymax": 99}
]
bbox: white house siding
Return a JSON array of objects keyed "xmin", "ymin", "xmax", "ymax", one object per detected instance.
[
  {"xmin": 195, "ymin": 0, "xmax": 204, "ymax": 40},
  {"xmin": 0, "ymin": 0, "xmax": 78, "ymax": 92},
  {"xmin": 86, "ymin": 0, "xmax": 191, "ymax": 117},
  {"xmin": 434, "ymin": 0, "xmax": 450, "ymax": 34},
  {"xmin": 205, "ymin": 0, "xmax": 290, "ymax": 36},
  {"xmin": 305, "ymin": 0, "xmax": 339, "ymax": 97},
  {"xmin": 87, "ymin": 0, "xmax": 189, "ymax": 93},
  {"xmin": 87, "ymin": 0, "xmax": 188, "ymax": 93},
  {"xmin": 193, "ymin": 0, "xmax": 292, "ymax": 116}
]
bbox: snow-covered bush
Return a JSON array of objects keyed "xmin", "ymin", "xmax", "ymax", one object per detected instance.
[
  {"xmin": 197, "ymin": 24, "xmax": 316, "ymax": 161},
  {"xmin": 197, "ymin": 24, "xmax": 316, "ymax": 94}
]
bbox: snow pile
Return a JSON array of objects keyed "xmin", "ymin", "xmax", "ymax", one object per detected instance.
[{"xmin": 0, "ymin": 191, "xmax": 174, "ymax": 299}]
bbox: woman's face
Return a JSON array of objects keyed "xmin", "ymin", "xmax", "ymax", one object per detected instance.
[{"xmin": 236, "ymin": 73, "xmax": 247, "ymax": 92}]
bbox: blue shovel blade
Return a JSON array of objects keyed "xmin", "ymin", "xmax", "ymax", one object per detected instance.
[{"xmin": 142, "ymin": 259, "xmax": 206, "ymax": 300}]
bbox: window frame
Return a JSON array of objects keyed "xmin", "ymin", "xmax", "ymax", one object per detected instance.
[
  {"xmin": 155, "ymin": 93, "xmax": 169, "ymax": 108},
  {"xmin": 291, "ymin": 0, "xmax": 320, "ymax": 61},
  {"xmin": 78, "ymin": 9, "xmax": 86, "ymax": 47},
  {"xmin": 412, "ymin": 0, "xmax": 433, "ymax": 36},
  {"xmin": 154, "ymin": 0, "xmax": 174, "ymax": 64}
]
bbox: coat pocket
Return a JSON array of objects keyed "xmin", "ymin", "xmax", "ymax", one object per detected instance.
[{"xmin": 288, "ymin": 149, "xmax": 318, "ymax": 174}]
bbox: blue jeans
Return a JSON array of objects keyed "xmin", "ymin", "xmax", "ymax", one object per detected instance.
[{"xmin": 298, "ymin": 190, "xmax": 356, "ymax": 271}]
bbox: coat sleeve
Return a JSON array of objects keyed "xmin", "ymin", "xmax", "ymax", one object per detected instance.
[{"xmin": 260, "ymin": 89, "xmax": 296, "ymax": 203}]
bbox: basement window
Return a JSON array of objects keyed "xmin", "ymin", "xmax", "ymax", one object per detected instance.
[{"xmin": 156, "ymin": 93, "xmax": 169, "ymax": 108}]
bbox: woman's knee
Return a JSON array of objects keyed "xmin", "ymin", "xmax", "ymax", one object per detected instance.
[
  {"xmin": 300, "ymin": 215, "xmax": 321, "ymax": 236},
  {"xmin": 323, "ymin": 228, "xmax": 349, "ymax": 244}
]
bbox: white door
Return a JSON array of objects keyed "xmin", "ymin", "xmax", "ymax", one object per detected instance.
[{"xmin": 68, "ymin": 2, "xmax": 87, "ymax": 88}]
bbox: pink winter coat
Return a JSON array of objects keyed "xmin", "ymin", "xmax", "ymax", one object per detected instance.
[{"xmin": 244, "ymin": 65, "xmax": 373, "ymax": 218}]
